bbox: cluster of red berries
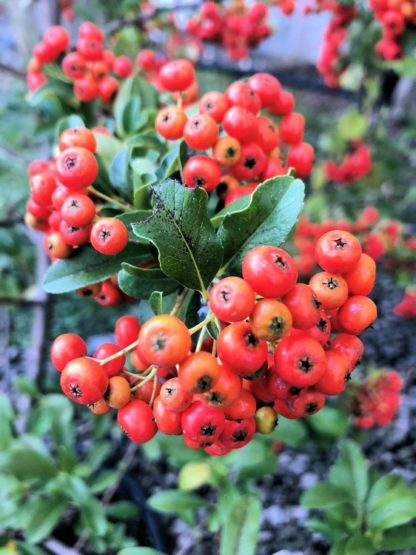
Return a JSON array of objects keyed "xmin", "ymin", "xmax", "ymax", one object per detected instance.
[
  {"xmin": 155, "ymin": 64, "xmax": 314, "ymax": 203},
  {"xmin": 370, "ymin": 0, "xmax": 416, "ymax": 60},
  {"xmin": 393, "ymin": 289, "xmax": 416, "ymax": 318},
  {"xmin": 293, "ymin": 207, "xmax": 416, "ymax": 275},
  {"xmin": 183, "ymin": 1, "xmax": 272, "ymax": 61},
  {"xmin": 347, "ymin": 370, "xmax": 403, "ymax": 428},
  {"xmin": 323, "ymin": 141, "xmax": 373, "ymax": 184},
  {"xmin": 27, "ymin": 22, "xmax": 133, "ymax": 98},
  {"xmin": 52, "ymin": 230, "xmax": 377, "ymax": 455},
  {"xmin": 305, "ymin": 0, "xmax": 356, "ymax": 88},
  {"xmin": 25, "ymin": 126, "xmax": 129, "ymax": 261}
]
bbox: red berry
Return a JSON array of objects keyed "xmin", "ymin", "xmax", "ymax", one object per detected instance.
[
  {"xmin": 115, "ymin": 315, "xmax": 141, "ymax": 348},
  {"xmin": 51, "ymin": 333, "xmax": 87, "ymax": 372},
  {"xmin": 209, "ymin": 276, "xmax": 255, "ymax": 323},
  {"xmin": 117, "ymin": 399, "xmax": 157, "ymax": 443},
  {"xmin": 93, "ymin": 342, "xmax": 125, "ymax": 377},
  {"xmin": 181, "ymin": 401, "xmax": 225, "ymax": 444},
  {"xmin": 315, "ymin": 230, "xmax": 362, "ymax": 274},
  {"xmin": 56, "ymin": 147, "xmax": 98, "ymax": 190},
  {"xmin": 217, "ymin": 322, "xmax": 268, "ymax": 377},
  {"xmin": 274, "ymin": 334, "xmax": 327, "ymax": 387},
  {"xmin": 183, "ymin": 155, "xmax": 221, "ymax": 192},
  {"xmin": 139, "ymin": 315, "xmax": 191, "ymax": 367},
  {"xmin": 90, "ymin": 218, "xmax": 129, "ymax": 255},
  {"xmin": 60, "ymin": 357, "xmax": 108, "ymax": 405},
  {"xmin": 159, "ymin": 59, "xmax": 195, "ymax": 92}
]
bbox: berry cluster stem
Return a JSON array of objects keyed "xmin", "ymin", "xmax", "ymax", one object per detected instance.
[
  {"xmin": 96, "ymin": 339, "xmax": 139, "ymax": 366},
  {"xmin": 89, "ymin": 186, "xmax": 132, "ymax": 211}
]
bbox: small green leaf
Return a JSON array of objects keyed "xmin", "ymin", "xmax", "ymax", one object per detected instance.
[
  {"xmin": 132, "ymin": 180, "xmax": 223, "ymax": 293},
  {"xmin": 338, "ymin": 111, "xmax": 368, "ymax": 140},
  {"xmin": 122, "ymin": 96, "xmax": 142, "ymax": 135},
  {"xmin": 380, "ymin": 525, "xmax": 416, "ymax": 550},
  {"xmin": 94, "ymin": 132, "xmax": 124, "ymax": 167},
  {"xmin": 220, "ymin": 495, "xmax": 261, "ymax": 555},
  {"xmin": 118, "ymin": 263, "xmax": 179, "ymax": 300},
  {"xmin": 178, "ymin": 462, "xmax": 212, "ymax": 491},
  {"xmin": 345, "ymin": 533, "xmax": 375, "ymax": 555},
  {"xmin": 24, "ymin": 498, "xmax": 67, "ymax": 544},
  {"xmin": 156, "ymin": 148, "xmax": 180, "ymax": 182},
  {"xmin": 218, "ymin": 176, "xmax": 304, "ymax": 273},
  {"xmin": 105, "ymin": 501, "xmax": 139, "ymax": 520},
  {"xmin": 80, "ymin": 498, "xmax": 107, "ymax": 536},
  {"xmin": 147, "ymin": 489, "xmax": 207, "ymax": 514},
  {"xmin": 43, "ymin": 243, "xmax": 147, "ymax": 293},
  {"xmin": 368, "ymin": 496, "xmax": 416, "ymax": 531},
  {"xmin": 301, "ymin": 483, "xmax": 351, "ymax": 509},
  {"xmin": 329, "ymin": 441, "xmax": 368, "ymax": 503},
  {"xmin": 117, "ymin": 549, "xmax": 166, "ymax": 555}
]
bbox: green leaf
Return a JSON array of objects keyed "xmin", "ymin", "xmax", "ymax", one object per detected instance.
[
  {"xmin": 345, "ymin": 533, "xmax": 375, "ymax": 555},
  {"xmin": 156, "ymin": 148, "xmax": 180, "ymax": 182},
  {"xmin": 308, "ymin": 407, "xmax": 349, "ymax": 438},
  {"xmin": 114, "ymin": 75, "xmax": 157, "ymax": 136},
  {"xmin": 329, "ymin": 441, "xmax": 368, "ymax": 503},
  {"xmin": 367, "ymin": 495, "xmax": 416, "ymax": 531},
  {"xmin": 24, "ymin": 498, "xmax": 67, "ymax": 544},
  {"xmin": 178, "ymin": 462, "xmax": 212, "ymax": 491},
  {"xmin": 220, "ymin": 495, "xmax": 261, "ymax": 555},
  {"xmin": 329, "ymin": 540, "xmax": 348, "ymax": 555},
  {"xmin": 301, "ymin": 483, "xmax": 351, "ymax": 509},
  {"xmin": 117, "ymin": 548, "xmax": 166, "ymax": 555},
  {"xmin": 90, "ymin": 470, "xmax": 117, "ymax": 493},
  {"xmin": 106, "ymin": 501, "xmax": 139, "ymax": 520},
  {"xmin": 132, "ymin": 180, "xmax": 223, "ymax": 292},
  {"xmin": 109, "ymin": 149, "xmax": 132, "ymax": 200},
  {"xmin": 271, "ymin": 416, "xmax": 306, "ymax": 448},
  {"xmin": 1, "ymin": 442, "xmax": 57, "ymax": 481},
  {"xmin": 338, "ymin": 111, "xmax": 368, "ymax": 141},
  {"xmin": 147, "ymin": 489, "xmax": 207, "ymax": 514},
  {"xmin": 94, "ymin": 132, "xmax": 124, "ymax": 167},
  {"xmin": 380, "ymin": 525, "xmax": 416, "ymax": 550},
  {"xmin": 117, "ymin": 209, "xmax": 152, "ymax": 243},
  {"xmin": 43, "ymin": 243, "xmax": 147, "ymax": 293},
  {"xmin": 122, "ymin": 96, "xmax": 142, "ymax": 135},
  {"xmin": 80, "ymin": 498, "xmax": 107, "ymax": 536},
  {"xmin": 217, "ymin": 176, "xmax": 304, "ymax": 274},
  {"xmin": 118, "ymin": 263, "xmax": 179, "ymax": 300}
]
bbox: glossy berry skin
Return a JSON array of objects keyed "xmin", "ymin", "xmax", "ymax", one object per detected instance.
[
  {"xmin": 61, "ymin": 193, "xmax": 96, "ymax": 227},
  {"xmin": 134, "ymin": 379, "xmax": 161, "ymax": 404},
  {"xmin": 343, "ymin": 254, "xmax": 376, "ymax": 296},
  {"xmin": 255, "ymin": 406, "xmax": 278, "ymax": 434},
  {"xmin": 337, "ymin": 296, "xmax": 377, "ymax": 335},
  {"xmin": 160, "ymin": 377, "xmax": 193, "ymax": 412},
  {"xmin": 155, "ymin": 106, "xmax": 187, "ymax": 140},
  {"xmin": 274, "ymin": 398, "xmax": 298, "ymax": 419},
  {"xmin": 74, "ymin": 78, "xmax": 99, "ymax": 102},
  {"xmin": 59, "ymin": 221, "xmax": 91, "ymax": 247},
  {"xmin": 315, "ymin": 350, "xmax": 351, "ymax": 396},
  {"xmin": 199, "ymin": 91, "xmax": 229, "ymax": 123},
  {"xmin": 51, "ymin": 333, "xmax": 87, "ymax": 372},
  {"xmin": 139, "ymin": 315, "xmax": 191, "ymax": 367},
  {"xmin": 153, "ymin": 397, "xmax": 182, "ymax": 435},
  {"xmin": 250, "ymin": 298, "xmax": 293, "ymax": 341},
  {"xmin": 217, "ymin": 322, "xmax": 268, "ymax": 377},
  {"xmin": 242, "ymin": 245, "xmax": 298, "ymax": 299},
  {"xmin": 181, "ymin": 401, "xmax": 225, "ymax": 444},
  {"xmin": 309, "ymin": 271, "xmax": 348, "ymax": 310},
  {"xmin": 267, "ymin": 373, "xmax": 302, "ymax": 402},
  {"xmin": 90, "ymin": 218, "xmax": 129, "ymax": 255},
  {"xmin": 224, "ymin": 389, "xmax": 257, "ymax": 420},
  {"xmin": 274, "ymin": 334, "xmax": 327, "ymax": 387},
  {"xmin": 222, "ymin": 106, "xmax": 258, "ymax": 143},
  {"xmin": 220, "ymin": 417, "xmax": 255, "ymax": 449},
  {"xmin": 159, "ymin": 59, "xmax": 195, "ymax": 92},
  {"xmin": 201, "ymin": 363, "xmax": 241, "ymax": 408},
  {"xmin": 60, "ymin": 357, "xmax": 108, "ymax": 405},
  {"xmin": 231, "ymin": 142, "xmax": 266, "ymax": 181},
  {"xmin": 255, "ymin": 116, "xmax": 280, "ymax": 152},
  {"xmin": 183, "ymin": 155, "xmax": 221, "ymax": 192},
  {"xmin": 225, "ymin": 81, "xmax": 261, "ymax": 114},
  {"xmin": 290, "ymin": 389, "xmax": 325, "ymax": 417},
  {"xmin": 62, "ymin": 52, "xmax": 86, "ymax": 79},
  {"xmin": 105, "ymin": 375, "xmax": 131, "ymax": 409},
  {"xmin": 315, "ymin": 230, "xmax": 362, "ymax": 274},
  {"xmin": 331, "ymin": 333, "xmax": 364, "ymax": 367},
  {"xmin": 178, "ymin": 351, "xmax": 221, "ymax": 393},
  {"xmin": 59, "ymin": 128, "xmax": 96, "ymax": 153},
  {"xmin": 302, "ymin": 311, "xmax": 331, "ymax": 346},
  {"xmin": 115, "ymin": 315, "xmax": 141, "ymax": 348},
  {"xmin": 113, "ymin": 55, "xmax": 133, "ymax": 78},
  {"xmin": 209, "ymin": 276, "xmax": 255, "ymax": 323},
  {"xmin": 204, "ymin": 439, "xmax": 231, "ymax": 456},
  {"xmin": 282, "ymin": 283, "xmax": 320, "ymax": 329},
  {"xmin": 93, "ymin": 342, "xmax": 125, "ymax": 377},
  {"xmin": 45, "ymin": 232, "xmax": 72, "ymax": 259},
  {"xmin": 30, "ymin": 173, "xmax": 56, "ymax": 206},
  {"xmin": 117, "ymin": 399, "xmax": 157, "ymax": 443},
  {"xmin": 213, "ymin": 137, "xmax": 241, "ymax": 166},
  {"xmin": 280, "ymin": 112, "xmax": 305, "ymax": 145},
  {"xmin": 248, "ymin": 73, "xmax": 282, "ymax": 107},
  {"xmin": 56, "ymin": 147, "xmax": 98, "ymax": 190},
  {"xmin": 287, "ymin": 143, "xmax": 314, "ymax": 178},
  {"xmin": 183, "ymin": 114, "xmax": 218, "ymax": 150}
]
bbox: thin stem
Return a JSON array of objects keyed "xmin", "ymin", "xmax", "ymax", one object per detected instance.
[
  {"xmin": 188, "ymin": 312, "xmax": 214, "ymax": 335},
  {"xmin": 89, "ymin": 187, "xmax": 131, "ymax": 211},
  {"xmin": 195, "ymin": 326, "xmax": 207, "ymax": 352},
  {"xmin": 170, "ymin": 288, "xmax": 190, "ymax": 316},
  {"xmin": 97, "ymin": 339, "xmax": 139, "ymax": 366},
  {"xmin": 130, "ymin": 366, "xmax": 158, "ymax": 392},
  {"xmin": 149, "ymin": 375, "xmax": 159, "ymax": 406},
  {"xmin": 211, "ymin": 339, "xmax": 217, "ymax": 357}
]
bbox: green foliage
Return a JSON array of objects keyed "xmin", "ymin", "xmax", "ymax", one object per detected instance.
[{"xmin": 301, "ymin": 440, "xmax": 416, "ymax": 554}]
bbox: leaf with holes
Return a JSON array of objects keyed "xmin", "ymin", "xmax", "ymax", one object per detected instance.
[{"xmin": 132, "ymin": 180, "xmax": 224, "ymax": 293}]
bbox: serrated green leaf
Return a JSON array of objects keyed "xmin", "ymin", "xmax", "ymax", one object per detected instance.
[
  {"xmin": 132, "ymin": 180, "xmax": 223, "ymax": 293},
  {"xmin": 329, "ymin": 441, "xmax": 368, "ymax": 503},
  {"xmin": 218, "ymin": 176, "xmax": 304, "ymax": 274},
  {"xmin": 43, "ymin": 243, "xmax": 147, "ymax": 293},
  {"xmin": 118, "ymin": 263, "xmax": 179, "ymax": 299},
  {"xmin": 301, "ymin": 483, "xmax": 351, "ymax": 509},
  {"xmin": 220, "ymin": 495, "xmax": 261, "ymax": 555},
  {"xmin": 147, "ymin": 489, "xmax": 207, "ymax": 514}
]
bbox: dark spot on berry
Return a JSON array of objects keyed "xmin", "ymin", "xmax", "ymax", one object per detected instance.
[
  {"xmin": 196, "ymin": 375, "xmax": 213, "ymax": 392},
  {"xmin": 65, "ymin": 156, "xmax": 77, "ymax": 170},
  {"xmin": 206, "ymin": 391, "xmax": 224, "ymax": 405},
  {"xmin": 334, "ymin": 237, "xmax": 347, "ymax": 248},
  {"xmin": 152, "ymin": 334, "xmax": 167, "ymax": 352},
  {"xmin": 298, "ymin": 357, "xmax": 313, "ymax": 372},
  {"xmin": 323, "ymin": 277, "xmax": 339, "ymax": 290},
  {"xmin": 272, "ymin": 254, "xmax": 287, "ymax": 269},
  {"xmin": 270, "ymin": 316, "xmax": 285, "ymax": 333},
  {"xmin": 312, "ymin": 295, "xmax": 321, "ymax": 309},
  {"xmin": 244, "ymin": 332, "xmax": 259, "ymax": 348},
  {"xmin": 193, "ymin": 177, "xmax": 206, "ymax": 187},
  {"xmin": 317, "ymin": 318, "xmax": 328, "ymax": 332},
  {"xmin": 232, "ymin": 429, "xmax": 247, "ymax": 442},
  {"xmin": 99, "ymin": 228, "xmax": 111, "ymax": 242},
  {"xmin": 289, "ymin": 386, "xmax": 301, "ymax": 396},
  {"xmin": 220, "ymin": 287, "xmax": 231, "ymax": 303},
  {"xmin": 69, "ymin": 383, "xmax": 82, "ymax": 397},
  {"xmin": 200, "ymin": 423, "xmax": 215, "ymax": 436},
  {"xmin": 244, "ymin": 156, "xmax": 257, "ymax": 169},
  {"xmin": 305, "ymin": 402, "xmax": 317, "ymax": 414}
]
